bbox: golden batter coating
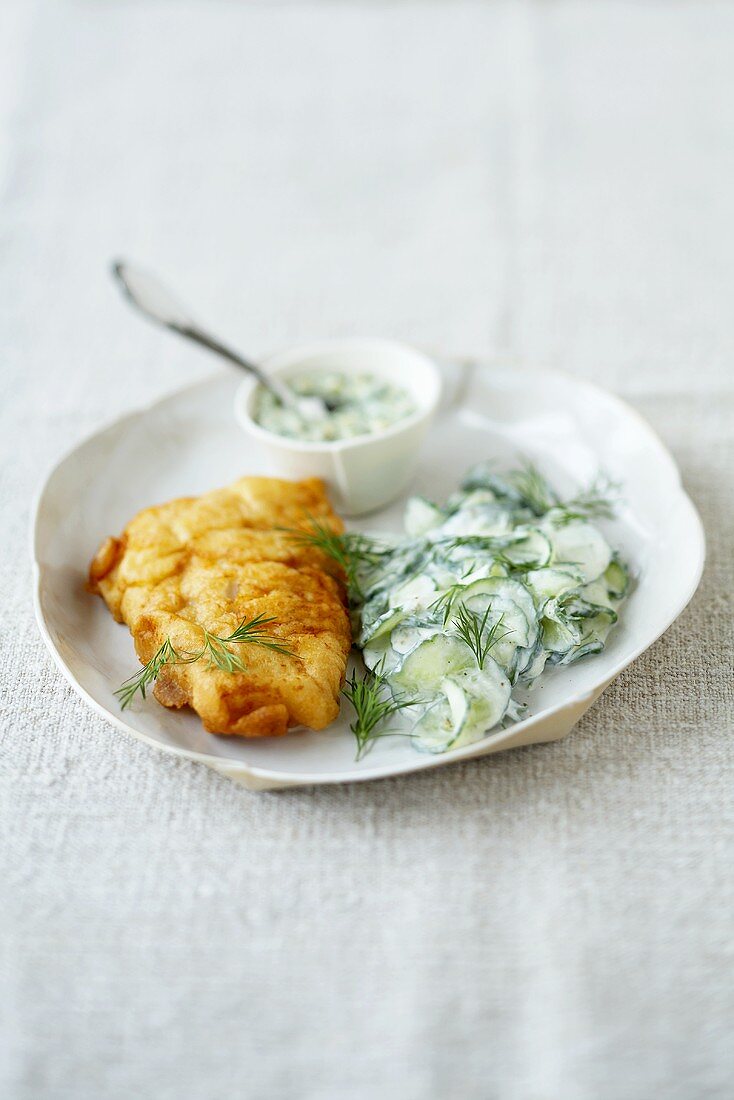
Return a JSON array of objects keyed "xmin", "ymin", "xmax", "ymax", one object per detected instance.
[{"xmin": 89, "ymin": 477, "xmax": 351, "ymax": 737}]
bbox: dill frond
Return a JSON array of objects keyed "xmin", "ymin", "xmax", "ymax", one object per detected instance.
[
  {"xmin": 201, "ymin": 614, "xmax": 298, "ymax": 671},
  {"xmin": 508, "ymin": 463, "xmax": 559, "ymax": 516},
  {"xmin": 342, "ymin": 663, "xmax": 416, "ymax": 760},
  {"xmin": 451, "ymin": 605, "xmax": 510, "ymax": 670},
  {"xmin": 283, "ymin": 517, "xmax": 387, "ymax": 598},
  {"xmin": 551, "ymin": 475, "xmax": 620, "ymax": 524},
  {"xmin": 429, "ymin": 583, "xmax": 467, "ymax": 625},
  {"xmin": 114, "ymin": 638, "xmax": 187, "ymax": 710},
  {"xmin": 115, "ymin": 615, "xmax": 297, "ymax": 709}
]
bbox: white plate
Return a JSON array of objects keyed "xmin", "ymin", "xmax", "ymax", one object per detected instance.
[{"xmin": 32, "ymin": 362, "xmax": 704, "ymax": 790}]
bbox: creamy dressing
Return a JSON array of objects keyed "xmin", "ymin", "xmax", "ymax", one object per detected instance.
[{"xmin": 254, "ymin": 370, "xmax": 416, "ymax": 443}]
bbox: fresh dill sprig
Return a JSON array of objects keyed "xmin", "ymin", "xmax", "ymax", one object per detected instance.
[
  {"xmin": 198, "ymin": 615, "xmax": 297, "ymax": 672},
  {"xmin": 342, "ymin": 663, "xmax": 416, "ymax": 760},
  {"xmin": 511, "ymin": 463, "xmax": 619, "ymax": 523},
  {"xmin": 509, "ymin": 463, "xmax": 559, "ymax": 516},
  {"xmin": 429, "ymin": 583, "xmax": 467, "ymax": 625},
  {"xmin": 283, "ymin": 517, "xmax": 387, "ymax": 597},
  {"xmin": 451, "ymin": 605, "xmax": 510, "ymax": 669},
  {"xmin": 114, "ymin": 638, "xmax": 192, "ymax": 710},
  {"xmin": 437, "ymin": 534, "xmax": 510, "ymax": 553},
  {"xmin": 224, "ymin": 615, "xmax": 298, "ymax": 654},
  {"xmin": 461, "ymin": 460, "xmax": 619, "ymax": 523},
  {"xmin": 115, "ymin": 615, "xmax": 298, "ymax": 709},
  {"xmin": 493, "ymin": 551, "xmax": 543, "ymax": 573},
  {"xmin": 199, "ymin": 629, "xmax": 248, "ymax": 673},
  {"xmin": 551, "ymin": 475, "xmax": 620, "ymax": 524},
  {"xmin": 433, "ymin": 534, "xmax": 545, "ymax": 577}
]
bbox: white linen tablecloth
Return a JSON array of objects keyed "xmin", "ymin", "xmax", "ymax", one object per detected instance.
[{"xmin": 1, "ymin": 2, "xmax": 732, "ymax": 1097}]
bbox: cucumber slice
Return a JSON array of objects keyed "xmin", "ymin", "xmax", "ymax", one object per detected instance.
[
  {"xmin": 427, "ymin": 565, "xmax": 463, "ymax": 591},
  {"xmin": 519, "ymin": 646, "xmax": 549, "ymax": 683},
  {"xmin": 526, "ymin": 567, "xmax": 581, "ymax": 606},
  {"xmin": 587, "ymin": 611, "xmax": 617, "ymax": 640},
  {"xmin": 437, "ymin": 503, "xmax": 513, "ymax": 538},
  {"xmin": 457, "ymin": 594, "xmax": 533, "ymax": 652},
  {"xmin": 460, "ymin": 465, "xmax": 526, "ymax": 505},
  {"xmin": 411, "ymin": 698, "xmax": 461, "ymax": 753},
  {"xmin": 392, "ymin": 634, "xmax": 475, "ymax": 695},
  {"xmin": 501, "ymin": 528, "xmax": 552, "ymax": 568},
  {"xmin": 362, "ymin": 635, "xmax": 402, "ymax": 676},
  {"xmin": 391, "ymin": 621, "xmax": 440, "ymax": 656},
  {"xmin": 404, "ymin": 496, "xmax": 445, "ymax": 536},
  {"xmin": 576, "ymin": 577, "xmax": 616, "ymax": 610},
  {"xmin": 455, "ymin": 561, "xmax": 510, "ymax": 585},
  {"xmin": 541, "ymin": 614, "xmax": 580, "ymax": 654},
  {"xmin": 411, "ymin": 659, "xmax": 511, "ymax": 753},
  {"xmin": 390, "ymin": 574, "xmax": 438, "ymax": 613},
  {"xmin": 457, "ymin": 488, "xmax": 500, "ymax": 507},
  {"xmin": 604, "ymin": 556, "xmax": 630, "ymax": 599},
  {"xmin": 511, "ymin": 643, "xmax": 539, "ymax": 680},
  {"xmin": 410, "ymin": 679, "xmax": 469, "ymax": 752},
  {"xmin": 359, "ymin": 590, "xmax": 391, "ymax": 627},
  {"xmin": 558, "ymin": 607, "xmax": 618, "ymax": 664},
  {"xmin": 359, "ymin": 607, "xmax": 407, "ymax": 645},
  {"xmin": 559, "ymin": 637, "xmax": 605, "ymax": 664},
  {"xmin": 455, "ymin": 661, "xmax": 512, "ymax": 733},
  {"xmin": 455, "ymin": 577, "xmax": 538, "ymax": 645},
  {"xmin": 442, "ymin": 677, "xmax": 470, "ymax": 728},
  {"xmin": 546, "ymin": 520, "xmax": 612, "ymax": 583},
  {"xmin": 559, "ymin": 594, "xmax": 617, "ymax": 624},
  {"xmin": 554, "ymin": 583, "xmax": 618, "ymax": 626}
]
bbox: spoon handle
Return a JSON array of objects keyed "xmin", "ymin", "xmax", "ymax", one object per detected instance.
[{"xmin": 111, "ymin": 261, "xmax": 296, "ymax": 408}]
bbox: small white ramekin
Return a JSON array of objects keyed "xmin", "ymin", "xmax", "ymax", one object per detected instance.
[{"xmin": 234, "ymin": 339, "xmax": 442, "ymax": 515}]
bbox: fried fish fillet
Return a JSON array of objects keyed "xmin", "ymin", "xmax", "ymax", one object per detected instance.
[{"xmin": 89, "ymin": 477, "xmax": 351, "ymax": 737}]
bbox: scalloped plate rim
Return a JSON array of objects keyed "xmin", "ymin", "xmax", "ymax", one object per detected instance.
[{"xmin": 30, "ymin": 363, "xmax": 705, "ymax": 788}]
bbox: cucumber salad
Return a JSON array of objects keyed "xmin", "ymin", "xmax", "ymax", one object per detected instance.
[{"xmin": 348, "ymin": 463, "xmax": 629, "ymax": 756}]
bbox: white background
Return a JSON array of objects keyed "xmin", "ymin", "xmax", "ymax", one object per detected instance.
[{"xmin": 1, "ymin": 2, "xmax": 732, "ymax": 1097}]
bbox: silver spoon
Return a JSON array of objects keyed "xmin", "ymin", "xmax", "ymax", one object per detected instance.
[{"xmin": 111, "ymin": 261, "xmax": 331, "ymax": 420}]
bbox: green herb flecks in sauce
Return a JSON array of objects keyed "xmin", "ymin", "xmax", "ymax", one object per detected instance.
[{"xmin": 254, "ymin": 370, "xmax": 416, "ymax": 442}]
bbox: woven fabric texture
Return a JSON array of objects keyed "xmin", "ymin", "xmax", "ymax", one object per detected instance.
[{"xmin": 1, "ymin": 3, "xmax": 732, "ymax": 1098}]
